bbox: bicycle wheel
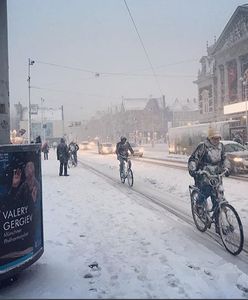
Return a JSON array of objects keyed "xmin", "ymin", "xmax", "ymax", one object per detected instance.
[
  {"xmin": 218, "ymin": 203, "xmax": 244, "ymax": 255},
  {"xmin": 191, "ymin": 191, "xmax": 208, "ymax": 232},
  {"xmin": 120, "ymin": 170, "xmax": 125, "ymax": 183},
  {"xmin": 127, "ymin": 169, "xmax": 133, "ymax": 187},
  {"xmin": 68, "ymin": 158, "xmax": 73, "ymax": 168}
]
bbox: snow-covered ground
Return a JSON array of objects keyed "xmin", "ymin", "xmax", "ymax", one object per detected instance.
[
  {"xmin": 142, "ymin": 143, "xmax": 188, "ymax": 162},
  {"xmin": 0, "ymin": 147, "xmax": 248, "ymax": 299}
]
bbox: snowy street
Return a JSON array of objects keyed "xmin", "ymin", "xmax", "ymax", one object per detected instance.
[{"xmin": 0, "ymin": 145, "xmax": 248, "ymax": 299}]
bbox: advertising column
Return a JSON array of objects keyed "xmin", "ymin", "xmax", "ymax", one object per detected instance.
[{"xmin": 0, "ymin": 144, "xmax": 44, "ymax": 280}]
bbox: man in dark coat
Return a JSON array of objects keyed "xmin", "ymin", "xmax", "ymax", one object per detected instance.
[
  {"xmin": 57, "ymin": 138, "xmax": 69, "ymax": 176},
  {"xmin": 115, "ymin": 136, "xmax": 134, "ymax": 176},
  {"xmin": 35, "ymin": 135, "xmax": 42, "ymax": 144}
]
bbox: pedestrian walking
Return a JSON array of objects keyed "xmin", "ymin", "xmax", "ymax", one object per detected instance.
[
  {"xmin": 57, "ymin": 138, "xmax": 69, "ymax": 176},
  {"xmin": 42, "ymin": 141, "xmax": 49, "ymax": 160}
]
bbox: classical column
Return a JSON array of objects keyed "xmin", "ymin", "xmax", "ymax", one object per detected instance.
[{"xmin": 237, "ymin": 57, "xmax": 242, "ymax": 101}]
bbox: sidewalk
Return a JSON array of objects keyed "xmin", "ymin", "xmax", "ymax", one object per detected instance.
[{"xmin": 1, "ymin": 152, "xmax": 247, "ymax": 299}]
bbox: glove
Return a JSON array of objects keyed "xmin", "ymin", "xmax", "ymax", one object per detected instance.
[
  {"xmin": 224, "ymin": 168, "xmax": 230, "ymax": 177},
  {"xmin": 196, "ymin": 170, "xmax": 204, "ymax": 176}
]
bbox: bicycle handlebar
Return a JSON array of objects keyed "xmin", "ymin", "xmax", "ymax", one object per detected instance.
[
  {"xmin": 197, "ymin": 169, "xmax": 227, "ymax": 178},
  {"xmin": 118, "ymin": 154, "xmax": 132, "ymax": 159}
]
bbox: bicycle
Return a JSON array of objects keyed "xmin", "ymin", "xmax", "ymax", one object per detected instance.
[
  {"xmin": 189, "ymin": 169, "xmax": 244, "ymax": 256},
  {"xmin": 119, "ymin": 155, "xmax": 134, "ymax": 187},
  {"xmin": 68, "ymin": 151, "xmax": 77, "ymax": 168}
]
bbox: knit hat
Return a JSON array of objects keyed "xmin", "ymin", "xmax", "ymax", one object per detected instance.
[{"xmin": 208, "ymin": 127, "xmax": 221, "ymax": 138}]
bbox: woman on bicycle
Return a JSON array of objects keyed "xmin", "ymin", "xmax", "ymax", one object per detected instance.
[
  {"xmin": 188, "ymin": 127, "xmax": 231, "ymax": 232},
  {"xmin": 115, "ymin": 136, "xmax": 134, "ymax": 176}
]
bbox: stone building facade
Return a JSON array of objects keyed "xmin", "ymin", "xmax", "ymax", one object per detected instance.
[{"xmin": 195, "ymin": 4, "xmax": 248, "ymax": 140}]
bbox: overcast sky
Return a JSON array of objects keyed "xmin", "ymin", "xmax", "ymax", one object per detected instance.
[{"xmin": 7, "ymin": 0, "xmax": 245, "ymax": 121}]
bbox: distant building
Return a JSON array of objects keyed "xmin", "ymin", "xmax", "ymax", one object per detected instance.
[
  {"xmin": 17, "ymin": 104, "xmax": 64, "ymax": 143},
  {"xmin": 168, "ymin": 98, "xmax": 200, "ymax": 127}
]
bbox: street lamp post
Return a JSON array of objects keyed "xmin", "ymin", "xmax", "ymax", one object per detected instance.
[
  {"xmin": 240, "ymin": 72, "xmax": 248, "ymax": 142},
  {"xmin": 41, "ymin": 97, "xmax": 45, "ymax": 142},
  {"xmin": 28, "ymin": 58, "xmax": 35, "ymax": 143}
]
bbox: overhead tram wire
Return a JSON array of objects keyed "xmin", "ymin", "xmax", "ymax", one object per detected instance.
[
  {"xmin": 36, "ymin": 60, "xmax": 195, "ymax": 78},
  {"xmin": 36, "ymin": 60, "xmax": 96, "ymax": 74},
  {"xmin": 123, "ymin": 0, "xmax": 163, "ymax": 96},
  {"xmin": 31, "ymin": 85, "xmax": 118, "ymax": 100}
]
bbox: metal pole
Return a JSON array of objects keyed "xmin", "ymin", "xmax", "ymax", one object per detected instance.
[
  {"xmin": 0, "ymin": 0, "xmax": 10, "ymax": 145},
  {"xmin": 61, "ymin": 105, "xmax": 65, "ymax": 138},
  {"xmin": 28, "ymin": 59, "xmax": 31, "ymax": 143},
  {"xmin": 28, "ymin": 58, "xmax": 35, "ymax": 143},
  {"xmin": 41, "ymin": 97, "xmax": 45, "ymax": 141},
  {"xmin": 245, "ymin": 81, "xmax": 248, "ymax": 143}
]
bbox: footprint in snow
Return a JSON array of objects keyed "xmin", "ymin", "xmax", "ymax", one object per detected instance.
[
  {"xmin": 187, "ymin": 264, "xmax": 200, "ymax": 270},
  {"xmin": 237, "ymin": 284, "xmax": 248, "ymax": 293},
  {"xmin": 137, "ymin": 274, "xmax": 147, "ymax": 281},
  {"xmin": 141, "ymin": 241, "xmax": 151, "ymax": 246},
  {"xmin": 168, "ymin": 277, "xmax": 180, "ymax": 287},
  {"xmin": 204, "ymin": 269, "xmax": 213, "ymax": 279},
  {"xmin": 159, "ymin": 255, "xmax": 168, "ymax": 264}
]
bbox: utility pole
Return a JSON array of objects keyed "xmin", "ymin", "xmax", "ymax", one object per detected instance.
[
  {"xmin": 162, "ymin": 94, "xmax": 166, "ymax": 138},
  {"xmin": 41, "ymin": 97, "xmax": 45, "ymax": 142},
  {"xmin": 240, "ymin": 72, "xmax": 248, "ymax": 142},
  {"xmin": 0, "ymin": 0, "xmax": 10, "ymax": 144},
  {"xmin": 61, "ymin": 105, "xmax": 65, "ymax": 138},
  {"xmin": 244, "ymin": 78, "xmax": 248, "ymax": 142},
  {"xmin": 28, "ymin": 58, "xmax": 35, "ymax": 143}
]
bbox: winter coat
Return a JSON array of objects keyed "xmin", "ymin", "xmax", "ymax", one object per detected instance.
[
  {"xmin": 69, "ymin": 142, "xmax": 79, "ymax": 153},
  {"xmin": 42, "ymin": 142, "xmax": 49, "ymax": 153},
  {"xmin": 188, "ymin": 138, "xmax": 230, "ymax": 186},
  {"xmin": 35, "ymin": 136, "xmax": 42, "ymax": 144},
  {"xmin": 115, "ymin": 141, "xmax": 134, "ymax": 158},
  {"xmin": 57, "ymin": 141, "xmax": 69, "ymax": 163}
]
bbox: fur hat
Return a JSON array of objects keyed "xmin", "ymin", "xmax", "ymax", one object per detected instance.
[{"xmin": 208, "ymin": 127, "xmax": 221, "ymax": 138}]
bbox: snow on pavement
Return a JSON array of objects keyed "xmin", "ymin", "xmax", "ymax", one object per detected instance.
[{"xmin": 0, "ymin": 152, "xmax": 248, "ymax": 299}]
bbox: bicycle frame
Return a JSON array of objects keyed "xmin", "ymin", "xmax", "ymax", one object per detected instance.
[
  {"xmin": 118, "ymin": 155, "xmax": 133, "ymax": 186},
  {"xmin": 189, "ymin": 170, "xmax": 227, "ymax": 224},
  {"xmin": 119, "ymin": 155, "xmax": 131, "ymax": 176},
  {"xmin": 190, "ymin": 169, "xmax": 244, "ymax": 255}
]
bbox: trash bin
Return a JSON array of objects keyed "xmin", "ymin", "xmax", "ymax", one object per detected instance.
[{"xmin": 0, "ymin": 144, "xmax": 44, "ymax": 280}]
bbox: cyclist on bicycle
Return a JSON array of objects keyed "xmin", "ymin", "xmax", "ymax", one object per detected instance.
[
  {"xmin": 188, "ymin": 127, "xmax": 231, "ymax": 232},
  {"xmin": 115, "ymin": 136, "xmax": 134, "ymax": 176},
  {"xmin": 68, "ymin": 141, "xmax": 79, "ymax": 165}
]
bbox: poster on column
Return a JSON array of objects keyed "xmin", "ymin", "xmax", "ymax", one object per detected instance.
[{"xmin": 0, "ymin": 144, "xmax": 44, "ymax": 279}]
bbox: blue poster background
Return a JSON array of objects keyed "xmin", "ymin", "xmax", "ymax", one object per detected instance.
[{"xmin": 0, "ymin": 144, "xmax": 43, "ymax": 276}]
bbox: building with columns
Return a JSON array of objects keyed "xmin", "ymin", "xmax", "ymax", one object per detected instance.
[{"xmin": 195, "ymin": 4, "xmax": 248, "ymax": 141}]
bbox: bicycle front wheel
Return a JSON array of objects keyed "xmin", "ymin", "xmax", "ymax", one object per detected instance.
[
  {"xmin": 68, "ymin": 159, "xmax": 73, "ymax": 168},
  {"xmin": 127, "ymin": 169, "xmax": 133, "ymax": 187},
  {"xmin": 191, "ymin": 191, "xmax": 208, "ymax": 232},
  {"xmin": 120, "ymin": 170, "xmax": 125, "ymax": 184},
  {"xmin": 218, "ymin": 203, "xmax": 244, "ymax": 256}
]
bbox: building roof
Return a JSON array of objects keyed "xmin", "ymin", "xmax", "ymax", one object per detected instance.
[
  {"xmin": 168, "ymin": 98, "xmax": 198, "ymax": 112},
  {"xmin": 210, "ymin": 4, "xmax": 248, "ymax": 54},
  {"xmin": 122, "ymin": 98, "xmax": 148, "ymax": 111}
]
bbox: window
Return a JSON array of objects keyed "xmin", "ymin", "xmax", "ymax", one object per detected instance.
[
  {"xmin": 0, "ymin": 104, "xmax": 6, "ymax": 114},
  {"xmin": 224, "ymin": 143, "xmax": 246, "ymax": 152}
]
